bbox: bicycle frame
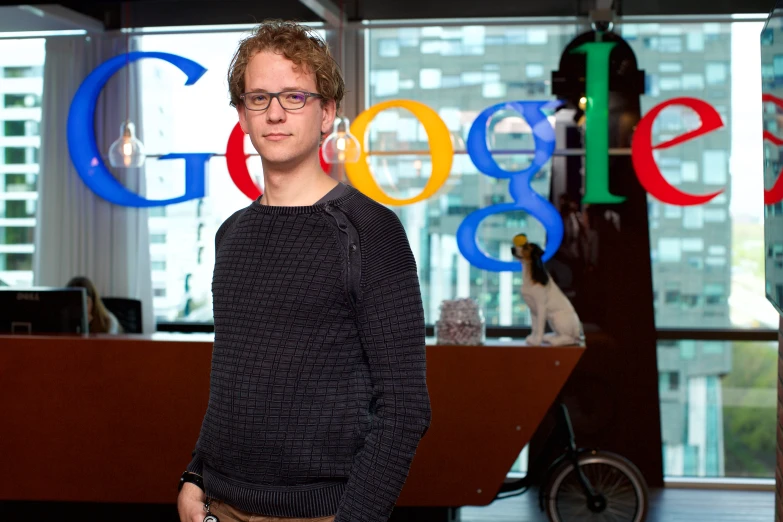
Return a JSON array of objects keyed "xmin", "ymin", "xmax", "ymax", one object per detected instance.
[{"xmin": 493, "ymin": 402, "xmax": 604, "ymax": 513}]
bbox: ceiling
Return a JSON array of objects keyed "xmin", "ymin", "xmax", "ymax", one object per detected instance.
[{"xmin": 0, "ymin": 0, "xmax": 775, "ymax": 33}]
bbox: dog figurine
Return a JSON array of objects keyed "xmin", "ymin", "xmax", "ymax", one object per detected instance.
[{"xmin": 512, "ymin": 234, "xmax": 582, "ymax": 346}]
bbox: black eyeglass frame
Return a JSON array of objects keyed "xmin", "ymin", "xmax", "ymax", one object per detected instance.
[{"xmin": 239, "ymin": 91, "xmax": 323, "ymax": 112}]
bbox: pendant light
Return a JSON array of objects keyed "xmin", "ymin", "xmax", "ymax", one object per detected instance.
[
  {"xmin": 108, "ymin": 2, "xmax": 145, "ymax": 168},
  {"xmin": 321, "ymin": 0, "xmax": 360, "ymax": 165},
  {"xmin": 108, "ymin": 120, "xmax": 144, "ymax": 167},
  {"xmin": 322, "ymin": 116, "xmax": 360, "ymax": 164}
]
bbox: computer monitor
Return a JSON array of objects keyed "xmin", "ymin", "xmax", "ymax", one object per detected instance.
[{"xmin": 0, "ymin": 287, "xmax": 89, "ymax": 334}]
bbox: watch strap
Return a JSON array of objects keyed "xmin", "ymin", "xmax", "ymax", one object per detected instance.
[{"xmin": 178, "ymin": 471, "xmax": 204, "ymax": 493}]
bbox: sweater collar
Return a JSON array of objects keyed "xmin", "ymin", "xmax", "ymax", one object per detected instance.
[{"xmin": 250, "ymin": 185, "xmax": 359, "ymax": 215}]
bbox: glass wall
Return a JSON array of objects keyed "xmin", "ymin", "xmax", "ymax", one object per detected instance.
[
  {"xmin": 0, "ymin": 12, "xmax": 773, "ymax": 486},
  {"xmin": 138, "ymin": 28, "xmax": 328, "ymax": 323},
  {"xmin": 364, "ymin": 24, "xmax": 580, "ymax": 326},
  {"xmin": 362, "ymin": 19, "xmax": 774, "ymax": 479},
  {"xmin": 125, "ymin": 18, "xmax": 775, "ymax": 479},
  {"xmin": 139, "ymin": 31, "xmax": 259, "ymax": 323},
  {"xmin": 622, "ymin": 21, "xmax": 772, "ymax": 330},
  {"xmin": 362, "ymin": 20, "xmax": 773, "ymax": 329},
  {"xmin": 618, "ymin": 20, "xmax": 772, "ymax": 479},
  {"xmin": 659, "ymin": 340, "xmax": 776, "ymax": 478},
  {"xmin": 0, "ymin": 38, "xmax": 44, "ymax": 288}
]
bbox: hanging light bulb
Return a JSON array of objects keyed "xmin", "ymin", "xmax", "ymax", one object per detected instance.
[
  {"xmin": 108, "ymin": 120, "xmax": 145, "ymax": 168},
  {"xmin": 322, "ymin": 116, "xmax": 361, "ymax": 164},
  {"xmin": 108, "ymin": 4, "xmax": 145, "ymax": 169}
]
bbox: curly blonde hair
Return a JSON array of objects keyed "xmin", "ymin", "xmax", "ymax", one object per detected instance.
[{"xmin": 227, "ymin": 20, "xmax": 345, "ymax": 112}]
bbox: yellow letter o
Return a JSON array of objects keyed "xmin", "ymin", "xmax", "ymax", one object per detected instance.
[{"xmin": 345, "ymin": 100, "xmax": 454, "ymax": 206}]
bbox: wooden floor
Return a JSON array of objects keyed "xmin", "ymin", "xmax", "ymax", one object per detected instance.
[
  {"xmin": 3, "ymin": 489, "xmax": 774, "ymax": 521},
  {"xmin": 460, "ymin": 488, "xmax": 774, "ymax": 521}
]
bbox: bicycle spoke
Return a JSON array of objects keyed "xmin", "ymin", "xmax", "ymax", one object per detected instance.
[{"xmin": 554, "ymin": 461, "xmax": 643, "ymax": 522}]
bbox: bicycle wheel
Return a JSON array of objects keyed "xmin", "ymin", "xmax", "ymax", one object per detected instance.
[{"xmin": 544, "ymin": 450, "xmax": 649, "ymax": 522}]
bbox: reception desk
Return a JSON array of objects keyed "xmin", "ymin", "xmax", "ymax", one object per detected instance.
[{"xmin": 0, "ymin": 334, "xmax": 583, "ymax": 507}]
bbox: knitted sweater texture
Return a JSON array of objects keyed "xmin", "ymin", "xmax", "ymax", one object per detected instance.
[{"xmin": 187, "ymin": 186, "xmax": 431, "ymax": 522}]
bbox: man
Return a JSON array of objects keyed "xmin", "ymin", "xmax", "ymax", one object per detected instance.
[{"xmin": 177, "ymin": 20, "xmax": 432, "ymax": 522}]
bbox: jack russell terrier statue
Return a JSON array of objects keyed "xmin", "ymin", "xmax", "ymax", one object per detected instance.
[{"xmin": 512, "ymin": 233, "xmax": 582, "ymax": 346}]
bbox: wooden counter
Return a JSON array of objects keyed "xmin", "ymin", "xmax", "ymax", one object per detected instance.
[{"xmin": 0, "ymin": 334, "xmax": 583, "ymax": 507}]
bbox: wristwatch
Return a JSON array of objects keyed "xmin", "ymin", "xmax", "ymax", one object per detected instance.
[{"xmin": 178, "ymin": 471, "xmax": 205, "ymax": 493}]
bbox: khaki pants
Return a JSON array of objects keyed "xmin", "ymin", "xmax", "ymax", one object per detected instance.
[{"xmin": 207, "ymin": 498, "xmax": 336, "ymax": 522}]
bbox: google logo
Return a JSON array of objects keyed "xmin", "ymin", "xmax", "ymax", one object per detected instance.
[{"xmin": 67, "ymin": 49, "xmax": 776, "ymax": 272}]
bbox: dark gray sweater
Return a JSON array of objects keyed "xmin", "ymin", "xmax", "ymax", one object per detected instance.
[{"xmin": 187, "ymin": 185, "xmax": 432, "ymax": 522}]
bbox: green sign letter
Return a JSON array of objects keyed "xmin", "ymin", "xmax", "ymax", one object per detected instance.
[{"xmin": 572, "ymin": 41, "xmax": 625, "ymax": 204}]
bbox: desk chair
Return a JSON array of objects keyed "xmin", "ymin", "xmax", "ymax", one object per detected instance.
[{"xmin": 102, "ymin": 298, "xmax": 143, "ymax": 334}]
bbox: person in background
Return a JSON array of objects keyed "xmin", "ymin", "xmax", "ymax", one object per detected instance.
[{"xmin": 66, "ymin": 276, "xmax": 123, "ymax": 334}]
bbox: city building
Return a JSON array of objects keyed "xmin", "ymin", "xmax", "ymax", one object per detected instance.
[{"xmin": 0, "ymin": 38, "xmax": 43, "ymax": 288}]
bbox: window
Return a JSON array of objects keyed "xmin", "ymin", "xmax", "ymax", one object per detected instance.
[
  {"xmin": 3, "ymin": 253, "xmax": 33, "ymax": 271},
  {"xmin": 4, "ymin": 148, "xmax": 27, "ymax": 164},
  {"xmin": 703, "ymin": 151, "xmax": 728, "ymax": 184},
  {"xmin": 371, "ymin": 70, "xmax": 400, "ymax": 97},
  {"xmin": 482, "ymin": 81, "xmax": 506, "ymax": 98},
  {"xmin": 360, "ymin": 22, "xmax": 580, "ymax": 328},
  {"xmin": 659, "ymin": 238, "xmax": 682, "ymax": 262},
  {"xmin": 706, "ymin": 257, "xmax": 727, "ymax": 267},
  {"xmin": 5, "ymin": 173, "xmax": 36, "ymax": 192},
  {"xmin": 525, "ymin": 63, "xmax": 543, "ymax": 78},
  {"xmin": 680, "ymin": 340, "xmax": 696, "ymax": 359},
  {"xmin": 706, "ymin": 62, "xmax": 728, "ymax": 85},
  {"xmin": 420, "ymin": 40, "xmax": 442, "ymax": 54},
  {"xmin": 703, "ymin": 23, "xmax": 722, "ymax": 40},
  {"xmin": 664, "ymin": 205, "xmax": 682, "ymax": 218},
  {"xmin": 4, "ymin": 121, "xmax": 25, "ymax": 137},
  {"xmin": 3, "ymin": 93, "xmax": 40, "ymax": 108},
  {"xmin": 668, "ymin": 372, "xmax": 680, "ymax": 391},
  {"xmin": 4, "ymin": 200, "xmax": 35, "ymax": 218},
  {"xmin": 703, "ymin": 209, "xmax": 727, "ymax": 222},
  {"xmin": 661, "ymin": 166, "xmax": 681, "ymax": 185},
  {"xmin": 5, "ymin": 227, "xmax": 34, "ymax": 244},
  {"xmin": 686, "ymin": 32, "xmax": 704, "ymax": 51},
  {"xmin": 378, "ymin": 39, "xmax": 400, "ymax": 57},
  {"xmin": 526, "ymin": 28, "xmax": 548, "ymax": 45},
  {"xmin": 683, "ymin": 207, "xmax": 704, "ymax": 229},
  {"xmin": 681, "ymin": 161, "xmax": 698, "ymax": 182},
  {"xmin": 659, "ymin": 77, "xmax": 682, "ymax": 91},
  {"xmin": 681, "ymin": 238, "xmax": 704, "ymax": 252},
  {"xmin": 682, "ymin": 74, "xmax": 705, "ymax": 90},
  {"xmin": 660, "ymin": 341, "xmax": 775, "ymax": 479},
  {"xmin": 774, "ymin": 54, "xmax": 783, "ymax": 77},
  {"xmin": 702, "ymin": 341, "xmax": 724, "ymax": 354},
  {"xmin": 659, "ymin": 36, "xmax": 683, "ymax": 52},
  {"xmin": 686, "ymin": 257, "xmax": 704, "ymax": 269},
  {"xmin": 3, "ymin": 66, "xmax": 41, "ymax": 78},
  {"xmin": 659, "ymin": 62, "xmax": 682, "ymax": 73},
  {"xmin": 130, "ymin": 20, "xmax": 774, "ymax": 481},
  {"xmin": 419, "ymin": 69, "xmax": 442, "ymax": 89}
]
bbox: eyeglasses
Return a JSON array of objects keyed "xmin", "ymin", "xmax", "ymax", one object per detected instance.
[{"xmin": 239, "ymin": 91, "xmax": 323, "ymax": 111}]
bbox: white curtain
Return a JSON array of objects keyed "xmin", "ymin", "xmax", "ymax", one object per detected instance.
[{"xmin": 34, "ymin": 34, "xmax": 154, "ymax": 334}]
